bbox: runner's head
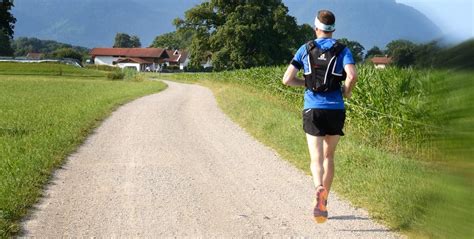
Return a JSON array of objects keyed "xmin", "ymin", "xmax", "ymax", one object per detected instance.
[{"xmin": 315, "ymin": 10, "xmax": 336, "ymax": 37}]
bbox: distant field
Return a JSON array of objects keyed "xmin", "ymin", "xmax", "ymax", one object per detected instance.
[
  {"xmin": 0, "ymin": 62, "xmax": 105, "ymax": 77},
  {"xmin": 0, "ymin": 63, "xmax": 166, "ymax": 236},
  {"xmin": 165, "ymin": 66, "xmax": 474, "ymax": 239}
]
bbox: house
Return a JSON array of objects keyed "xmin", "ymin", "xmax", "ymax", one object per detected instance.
[
  {"xmin": 370, "ymin": 56, "xmax": 393, "ymax": 69},
  {"xmin": 201, "ymin": 54, "xmax": 212, "ymax": 69},
  {"xmin": 164, "ymin": 49, "xmax": 190, "ymax": 70},
  {"xmin": 89, "ymin": 48, "xmax": 170, "ymax": 71},
  {"xmin": 26, "ymin": 52, "xmax": 44, "ymax": 60}
]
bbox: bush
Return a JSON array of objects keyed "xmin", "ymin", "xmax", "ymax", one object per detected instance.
[
  {"xmin": 85, "ymin": 64, "xmax": 119, "ymax": 72},
  {"xmin": 184, "ymin": 65, "xmax": 213, "ymax": 72},
  {"xmin": 50, "ymin": 48, "xmax": 83, "ymax": 62},
  {"xmin": 106, "ymin": 71, "xmax": 125, "ymax": 80},
  {"xmin": 167, "ymin": 65, "xmax": 180, "ymax": 71}
]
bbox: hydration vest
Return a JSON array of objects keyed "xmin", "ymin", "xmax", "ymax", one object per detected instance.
[{"xmin": 304, "ymin": 41, "xmax": 347, "ymax": 92}]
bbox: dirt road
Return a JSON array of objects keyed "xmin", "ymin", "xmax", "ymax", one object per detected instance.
[{"xmin": 22, "ymin": 81, "xmax": 399, "ymax": 238}]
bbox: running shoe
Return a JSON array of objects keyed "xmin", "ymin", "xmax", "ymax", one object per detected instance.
[{"xmin": 313, "ymin": 186, "xmax": 328, "ymax": 223}]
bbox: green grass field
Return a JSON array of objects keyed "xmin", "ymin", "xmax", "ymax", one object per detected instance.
[
  {"xmin": 0, "ymin": 62, "xmax": 106, "ymax": 77},
  {"xmin": 0, "ymin": 63, "xmax": 166, "ymax": 236},
  {"xmin": 164, "ymin": 66, "xmax": 473, "ymax": 238}
]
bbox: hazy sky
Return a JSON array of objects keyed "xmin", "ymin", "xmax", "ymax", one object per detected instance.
[{"xmin": 396, "ymin": 0, "xmax": 473, "ymax": 41}]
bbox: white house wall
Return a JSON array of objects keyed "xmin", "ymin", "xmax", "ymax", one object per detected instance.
[
  {"xmin": 116, "ymin": 63, "xmax": 140, "ymax": 71},
  {"xmin": 94, "ymin": 56, "xmax": 118, "ymax": 66},
  {"xmin": 180, "ymin": 57, "xmax": 190, "ymax": 70},
  {"xmin": 202, "ymin": 58, "xmax": 212, "ymax": 68}
]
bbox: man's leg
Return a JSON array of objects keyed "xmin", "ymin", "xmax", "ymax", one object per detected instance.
[
  {"xmin": 306, "ymin": 134, "xmax": 324, "ymax": 188},
  {"xmin": 322, "ymin": 135, "xmax": 340, "ymax": 194}
]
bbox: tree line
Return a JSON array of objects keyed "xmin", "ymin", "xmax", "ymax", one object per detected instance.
[{"xmin": 2, "ymin": 0, "xmax": 472, "ymax": 70}]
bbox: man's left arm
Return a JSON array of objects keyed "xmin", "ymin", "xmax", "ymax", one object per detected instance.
[{"xmin": 342, "ymin": 64, "xmax": 357, "ymax": 99}]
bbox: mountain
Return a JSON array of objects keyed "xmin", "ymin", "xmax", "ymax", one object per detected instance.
[
  {"xmin": 12, "ymin": 0, "xmax": 442, "ymax": 49},
  {"xmin": 12, "ymin": 0, "xmax": 202, "ymax": 48},
  {"xmin": 285, "ymin": 0, "xmax": 442, "ymax": 49}
]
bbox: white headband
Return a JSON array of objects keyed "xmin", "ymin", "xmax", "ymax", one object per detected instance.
[{"xmin": 314, "ymin": 18, "xmax": 335, "ymax": 32}]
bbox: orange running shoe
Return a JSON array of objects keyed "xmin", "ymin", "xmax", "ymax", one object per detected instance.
[{"xmin": 313, "ymin": 186, "xmax": 328, "ymax": 223}]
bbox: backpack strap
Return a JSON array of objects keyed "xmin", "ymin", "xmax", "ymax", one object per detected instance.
[
  {"xmin": 305, "ymin": 40, "xmax": 316, "ymax": 53},
  {"xmin": 331, "ymin": 41, "xmax": 346, "ymax": 56}
]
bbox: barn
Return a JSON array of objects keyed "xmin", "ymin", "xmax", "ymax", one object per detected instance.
[{"xmin": 90, "ymin": 48, "xmax": 170, "ymax": 71}]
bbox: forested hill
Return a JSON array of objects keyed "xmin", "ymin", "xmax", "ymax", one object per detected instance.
[
  {"xmin": 12, "ymin": 0, "xmax": 441, "ymax": 49},
  {"xmin": 286, "ymin": 0, "xmax": 442, "ymax": 49}
]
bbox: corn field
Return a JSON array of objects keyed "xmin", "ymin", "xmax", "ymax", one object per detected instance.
[{"xmin": 170, "ymin": 65, "xmax": 447, "ymax": 160}]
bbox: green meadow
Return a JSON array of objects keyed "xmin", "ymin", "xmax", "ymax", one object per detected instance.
[
  {"xmin": 164, "ymin": 65, "xmax": 473, "ymax": 238},
  {"xmin": 0, "ymin": 63, "xmax": 166, "ymax": 236}
]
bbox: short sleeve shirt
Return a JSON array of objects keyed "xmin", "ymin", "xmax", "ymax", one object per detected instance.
[{"xmin": 292, "ymin": 38, "xmax": 355, "ymax": 110}]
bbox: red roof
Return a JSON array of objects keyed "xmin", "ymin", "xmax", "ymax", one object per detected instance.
[
  {"xmin": 90, "ymin": 48, "xmax": 168, "ymax": 58},
  {"xmin": 164, "ymin": 50, "xmax": 189, "ymax": 64},
  {"xmin": 115, "ymin": 57, "xmax": 153, "ymax": 64},
  {"xmin": 370, "ymin": 56, "xmax": 392, "ymax": 65}
]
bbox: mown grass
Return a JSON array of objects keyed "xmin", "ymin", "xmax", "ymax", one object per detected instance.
[
  {"xmin": 0, "ymin": 69, "xmax": 166, "ymax": 236},
  {"xmin": 163, "ymin": 66, "xmax": 473, "ymax": 238}
]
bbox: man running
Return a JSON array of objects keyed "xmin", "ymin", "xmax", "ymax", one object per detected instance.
[{"xmin": 282, "ymin": 10, "xmax": 357, "ymax": 223}]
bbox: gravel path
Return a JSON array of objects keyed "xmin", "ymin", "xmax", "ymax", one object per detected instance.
[{"xmin": 21, "ymin": 80, "xmax": 400, "ymax": 238}]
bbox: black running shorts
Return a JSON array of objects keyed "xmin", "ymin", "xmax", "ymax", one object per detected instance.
[{"xmin": 302, "ymin": 109, "xmax": 346, "ymax": 136}]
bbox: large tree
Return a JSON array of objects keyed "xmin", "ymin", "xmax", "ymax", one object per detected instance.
[
  {"xmin": 386, "ymin": 39, "xmax": 417, "ymax": 67},
  {"xmin": 294, "ymin": 23, "xmax": 315, "ymax": 50},
  {"xmin": 365, "ymin": 46, "xmax": 384, "ymax": 60},
  {"xmin": 338, "ymin": 38, "xmax": 365, "ymax": 63},
  {"xmin": 0, "ymin": 0, "xmax": 16, "ymax": 56},
  {"xmin": 175, "ymin": 0, "xmax": 306, "ymax": 70},
  {"xmin": 150, "ymin": 30, "xmax": 192, "ymax": 50},
  {"xmin": 113, "ymin": 33, "xmax": 141, "ymax": 48},
  {"xmin": 129, "ymin": 35, "xmax": 141, "ymax": 48},
  {"xmin": 413, "ymin": 41, "xmax": 440, "ymax": 68}
]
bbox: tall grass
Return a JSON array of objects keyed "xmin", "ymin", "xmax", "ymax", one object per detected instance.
[{"xmin": 167, "ymin": 65, "xmax": 438, "ymax": 160}]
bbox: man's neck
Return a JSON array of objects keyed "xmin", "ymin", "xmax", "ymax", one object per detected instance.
[{"xmin": 317, "ymin": 33, "xmax": 333, "ymax": 39}]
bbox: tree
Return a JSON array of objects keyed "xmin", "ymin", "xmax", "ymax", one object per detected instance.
[
  {"xmin": 413, "ymin": 41, "xmax": 440, "ymax": 68},
  {"xmin": 0, "ymin": 31, "xmax": 13, "ymax": 55},
  {"xmin": 338, "ymin": 38, "xmax": 365, "ymax": 63},
  {"xmin": 130, "ymin": 35, "xmax": 141, "ymax": 48},
  {"xmin": 386, "ymin": 39, "xmax": 417, "ymax": 67},
  {"xmin": 151, "ymin": 30, "xmax": 193, "ymax": 50},
  {"xmin": 294, "ymin": 23, "xmax": 315, "ymax": 49},
  {"xmin": 11, "ymin": 37, "xmax": 90, "ymax": 57},
  {"xmin": 365, "ymin": 46, "xmax": 384, "ymax": 60},
  {"xmin": 114, "ymin": 33, "xmax": 131, "ymax": 48},
  {"xmin": 0, "ymin": 0, "xmax": 16, "ymax": 56},
  {"xmin": 113, "ymin": 33, "xmax": 141, "ymax": 48},
  {"xmin": 50, "ymin": 48, "xmax": 83, "ymax": 62},
  {"xmin": 175, "ymin": 0, "xmax": 304, "ymax": 70}
]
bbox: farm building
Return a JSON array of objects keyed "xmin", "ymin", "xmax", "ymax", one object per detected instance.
[
  {"xmin": 165, "ymin": 49, "xmax": 190, "ymax": 70},
  {"xmin": 90, "ymin": 48, "xmax": 170, "ymax": 71},
  {"xmin": 370, "ymin": 56, "xmax": 393, "ymax": 69}
]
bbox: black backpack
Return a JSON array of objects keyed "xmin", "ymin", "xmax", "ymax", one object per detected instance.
[{"xmin": 304, "ymin": 41, "xmax": 347, "ymax": 92}]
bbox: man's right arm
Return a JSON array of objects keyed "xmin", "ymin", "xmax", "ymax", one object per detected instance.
[{"xmin": 282, "ymin": 64, "xmax": 305, "ymax": 87}]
